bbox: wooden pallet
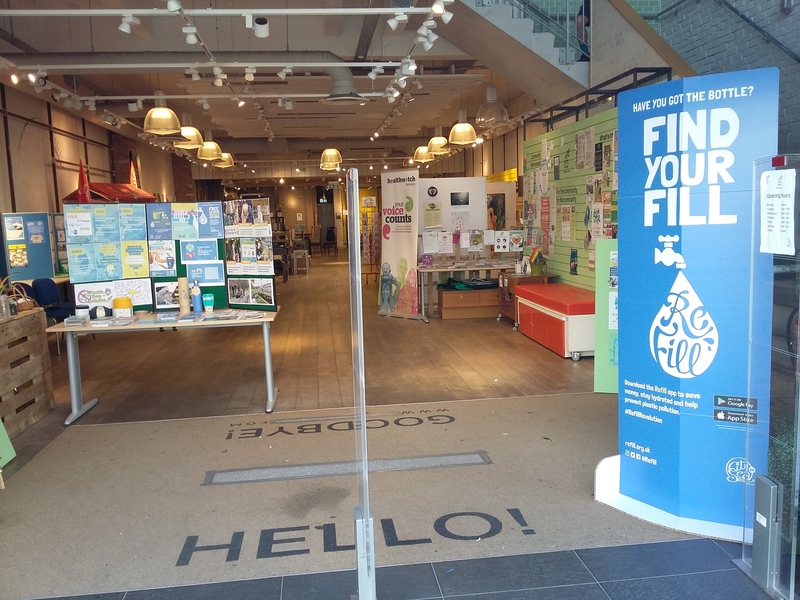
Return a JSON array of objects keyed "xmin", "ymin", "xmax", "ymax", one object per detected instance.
[{"xmin": 0, "ymin": 309, "xmax": 54, "ymax": 439}]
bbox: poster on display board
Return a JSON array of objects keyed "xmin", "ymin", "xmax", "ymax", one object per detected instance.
[
  {"xmin": 0, "ymin": 212, "xmax": 55, "ymax": 280},
  {"xmin": 417, "ymin": 177, "xmax": 487, "ymax": 236},
  {"xmin": 227, "ymin": 276, "xmax": 276, "ymax": 310},
  {"xmin": 615, "ymin": 68, "xmax": 779, "ymax": 534},
  {"xmin": 380, "ymin": 170, "xmax": 420, "ymax": 316},
  {"xmin": 224, "ymin": 199, "xmax": 274, "ymax": 277}
]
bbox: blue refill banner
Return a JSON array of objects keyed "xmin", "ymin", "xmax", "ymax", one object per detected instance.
[{"xmin": 617, "ymin": 69, "xmax": 779, "ymax": 527}]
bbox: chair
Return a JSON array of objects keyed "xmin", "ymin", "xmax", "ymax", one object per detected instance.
[
  {"xmin": 323, "ymin": 226, "xmax": 337, "ymax": 255},
  {"xmin": 308, "ymin": 225, "xmax": 322, "ymax": 257},
  {"xmin": 32, "ymin": 278, "xmax": 74, "ymax": 355},
  {"xmin": 292, "ymin": 249, "xmax": 310, "ymax": 275}
]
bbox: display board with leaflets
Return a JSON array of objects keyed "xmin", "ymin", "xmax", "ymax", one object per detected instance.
[
  {"xmin": 222, "ymin": 198, "xmax": 276, "ymax": 312},
  {"xmin": 0, "ymin": 212, "xmax": 55, "ymax": 281},
  {"xmin": 62, "ymin": 201, "xmax": 273, "ymax": 313}
]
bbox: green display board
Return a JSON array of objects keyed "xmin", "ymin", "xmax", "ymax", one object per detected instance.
[
  {"xmin": 522, "ymin": 108, "xmax": 618, "ymax": 291},
  {"xmin": 594, "ymin": 239, "xmax": 618, "ymax": 393}
]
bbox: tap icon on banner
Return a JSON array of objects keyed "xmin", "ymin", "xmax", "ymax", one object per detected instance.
[{"xmin": 654, "ymin": 235, "xmax": 686, "ymax": 269}]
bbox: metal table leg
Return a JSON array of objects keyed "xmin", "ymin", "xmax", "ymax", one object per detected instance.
[
  {"xmin": 418, "ymin": 270, "xmax": 429, "ymax": 323},
  {"xmin": 64, "ymin": 331, "xmax": 98, "ymax": 425},
  {"xmin": 263, "ymin": 321, "xmax": 278, "ymax": 413}
]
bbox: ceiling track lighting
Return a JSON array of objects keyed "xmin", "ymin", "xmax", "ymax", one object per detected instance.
[
  {"xmin": 118, "ymin": 14, "xmax": 140, "ymax": 34},
  {"xmin": 431, "ymin": 0, "xmax": 446, "ymax": 15},
  {"xmin": 186, "ymin": 67, "xmax": 201, "ymax": 81},
  {"xmin": 244, "ymin": 67, "xmax": 256, "ymax": 81},
  {"xmin": 166, "ymin": 0, "xmax": 182, "ymax": 13},
  {"xmin": 367, "ymin": 65, "xmax": 384, "ymax": 81},
  {"xmin": 182, "ymin": 26, "xmax": 198, "ymax": 45},
  {"xmin": 244, "ymin": 14, "xmax": 270, "ymax": 38},
  {"xmin": 387, "ymin": 11, "xmax": 409, "ymax": 31}
]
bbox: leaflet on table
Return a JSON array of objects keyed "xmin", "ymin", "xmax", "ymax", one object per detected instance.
[
  {"xmin": 185, "ymin": 260, "xmax": 225, "ymax": 286},
  {"xmin": 118, "ymin": 204, "xmax": 147, "ymax": 241},
  {"xmin": 146, "ymin": 204, "xmax": 173, "ymax": 240},
  {"xmin": 64, "ymin": 205, "xmax": 94, "ymax": 243},
  {"xmin": 95, "ymin": 242, "xmax": 123, "ymax": 280},
  {"xmin": 197, "ymin": 202, "xmax": 223, "ymax": 238},
  {"xmin": 227, "ymin": 276, "xmax": 275, "ymax": 308},
  {"xmin": 67, "ymin": 245, "xmax": 98, "ymax": 283},
  {"xmin": 91, "ymin": 204, "xmax": 120, "ymax": 243},
  {"xmin": 180, "ymin": 239, "xmax": 219, "ymax": 262},
  {"xmin": 171, "ymin": 203, "xmax": 199, "ymax": 239},
  {"xmin": 148, "ymin": 239, "xmax": 176, "ymax": 277},
  {"xmin": 121, "ymin": 240, "xmax": 149, "ymax": 278}
]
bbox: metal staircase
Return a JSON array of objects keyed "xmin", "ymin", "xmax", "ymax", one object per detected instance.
[{"xmin": 473, "ymin": 0, "xmax": 588, "ymax": 66}]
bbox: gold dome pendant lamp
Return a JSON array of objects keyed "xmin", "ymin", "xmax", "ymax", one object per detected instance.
[
  {"xmin": 447, "ymin": 109, "xmax": 477, "ymax": 146},
  {"xmin": 197, "ymin": 131, "xmax": 223, "ymax": 162},
  {"xmin": 427, "ymin": 125, "xmax": 449, "ymax": 155},
  {"xmin": 144, "ymin": 90, "xmax": 181, "ymax": 135},
  {"xmin": 320, "ymin": 148, "xmax": 342, "ymax": 171},
  {"xmin": 174, "ymin": 113, "xmax": 204, "ymax": 150}
]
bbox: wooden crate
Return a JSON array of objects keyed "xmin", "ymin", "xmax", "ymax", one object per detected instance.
[{"xmin": 0, "ymin": 308, "xmax": 54, "ymax": 438}]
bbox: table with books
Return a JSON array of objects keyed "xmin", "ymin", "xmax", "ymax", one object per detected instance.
[{"xmin": 47, "ymin": 308, "xmax": 280, "ymax": 425}]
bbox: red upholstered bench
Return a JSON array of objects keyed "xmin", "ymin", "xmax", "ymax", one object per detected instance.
[{"xmin": 515, "ymin": 283, "xmax": 595, "ymax": 360}]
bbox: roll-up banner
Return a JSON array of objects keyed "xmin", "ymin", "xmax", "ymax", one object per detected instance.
[
  {"xmin": 617, "ymin": 68, "xmax": 779, "ymax": 531},
  {"xmin": 379, "ymin": 170, "xmax": 419, "ymax": 316}
]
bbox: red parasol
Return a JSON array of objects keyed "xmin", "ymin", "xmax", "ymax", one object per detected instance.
[{"xmin": 77, "ymin": 159, "xmax": 91, "ymax": 204}]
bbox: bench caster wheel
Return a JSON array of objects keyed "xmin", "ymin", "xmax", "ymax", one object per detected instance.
[
  {"xmin": 496, "ymin": 316, "xmax": 501, "ymax": 321},
  {"xmin": 512, "ymin": 326, "xmax": 518, "ymax": 332},
  {"xmin": 571, "ymin": 352, "xmax": 581, "ymax": 361}
]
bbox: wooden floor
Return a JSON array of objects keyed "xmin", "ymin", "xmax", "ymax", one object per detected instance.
[{"xmin": 7, "ymin": 254, "xmax": 595, "ymax": 475}]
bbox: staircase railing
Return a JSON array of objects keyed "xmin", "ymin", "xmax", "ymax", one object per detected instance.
[
  {"xmin": 491, "ymin": 0, "xmax": 662, "ymax": 63},
  {"xmin": 495, "ymin": 0, "xmax": 586, "ymax": 62}
]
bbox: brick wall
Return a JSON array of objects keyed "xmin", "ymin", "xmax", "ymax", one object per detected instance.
[
  {"xmin": 171, "ymin": 154, "xmax": 197, "ymax": 201},
  {"xmin": 660, "ymin": 0, "xmax": 800, "ymax": 152},
  {"xmin": 110, "ymin": 133, "xmax": 134, "ymax": 183}
]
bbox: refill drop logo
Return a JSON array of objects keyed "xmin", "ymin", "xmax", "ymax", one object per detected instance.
[{"xmin": 649, "ymin": 236, "xmax": 718, "ymax": 378}]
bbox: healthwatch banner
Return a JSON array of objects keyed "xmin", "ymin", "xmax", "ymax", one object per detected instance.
[
  {"xmin": 379, "ymin": 170, "xmax": 419, "ymax": 315},
  {"xmin": 617, "ymin": 69, "xmax": 778, "ymax": 528}
]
